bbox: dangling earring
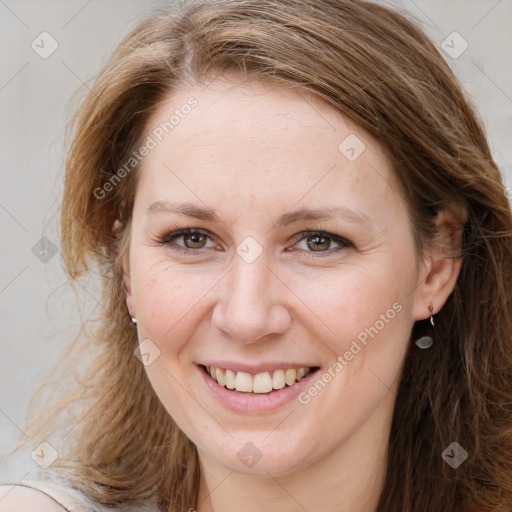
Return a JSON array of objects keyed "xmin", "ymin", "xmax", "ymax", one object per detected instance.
[
  {"xmin": 131, "ymin": 316, "xmax": 137, "ymax": 324},
  {"xmin": 414, "ymin": 302, "xmax": 435, "ymax": 349}
]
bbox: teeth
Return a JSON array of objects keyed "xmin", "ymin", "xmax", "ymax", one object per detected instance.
[
  {"xmin": 272, "ymin": 369, "xmax": 286, "ymax": 390},
  {"xmin": 235, "ymin": 371, "xmax": 252, "ymax": 392},
  {"xmin": 216, "ymin": 367, "xmax": 226, "ymax": 387},
  {"xmin": 205, "ymin": 365, "xmax": 313, "ymax": 393},
  {"xmin": 253, "ymin": 372, "xmax": 273, "ymax": 393},
  {"xmin": 285, "ymin": 369, "xmax": 297, "ymax": 386},
  {"xmin": 225, "ymin": 369, "xmax": 236, "ymax": 390}
]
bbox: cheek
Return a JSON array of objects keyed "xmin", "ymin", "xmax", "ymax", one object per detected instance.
[
  {"xmin": 287, "ymin": 264, "xmax": 414, "ymax": 437},
  {"xmin": 131, "ymin": 258, "xmax": 219, "ymax": 354},
  {"xmin": 129, "ymin": 260, "xmax": 218, "ymax": 425},
  {"xmin": 286, "ymin": 257, "xmax": 416, "ymax": 406},
  {"xmin": 288, "ymin": 258, "xmax": 413, "ymax": 346}
]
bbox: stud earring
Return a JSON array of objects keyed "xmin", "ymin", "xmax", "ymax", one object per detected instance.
[
  {"xmin": 131, "ymin": 316, "xmax": 137, "ymax": 324},
  {"xmin": 414, "ymin": 302, "xmax": 435, "ymax": 349}
]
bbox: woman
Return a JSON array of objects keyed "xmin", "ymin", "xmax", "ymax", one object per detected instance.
[{"xmin": 2, "ymin": 0, "xmax": 512, "ymax": 511}]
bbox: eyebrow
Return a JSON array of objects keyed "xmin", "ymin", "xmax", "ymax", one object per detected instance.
[
  {"xmin": 145, "ymin": 201, "xmax": 373, "ymax": 227},
  {"xmin": 276, "ymin": 206, "xmax": 373, "ymax": 227},
  {"xmin": 146, "ymin": 201, "xmax": 220, "ymax": 222}
]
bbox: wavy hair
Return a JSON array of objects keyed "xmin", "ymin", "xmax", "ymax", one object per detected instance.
[{"xmin": 21, "ymin": 1, "xmax": 512, "ymax": 511}]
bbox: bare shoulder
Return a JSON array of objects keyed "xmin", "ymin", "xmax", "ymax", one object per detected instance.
[{"xmin": 0, "ymin": 484, "xmax": 67, "ymax": 511}]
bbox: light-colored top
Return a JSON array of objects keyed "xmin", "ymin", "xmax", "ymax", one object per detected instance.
[{"xmin": 0, "ymin": 479, "xmax": 160, "ymax": 512}]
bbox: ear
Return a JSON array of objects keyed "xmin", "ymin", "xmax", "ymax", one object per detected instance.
[
  {"xmin": 412, "ymin": 208, "xmax": 466, "ymax": 321},
  {"xmin": 114, "ymin": 219, "xmax": 136, "ymax": 318},
  {"xmin": 123, "ymin": 252, "xmax": 136, "ymax": 318}
]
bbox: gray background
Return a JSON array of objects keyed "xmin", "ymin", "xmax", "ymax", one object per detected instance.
[{"xmin": 1, "ymin": 0, "xmax": 511, "ymax": 483}]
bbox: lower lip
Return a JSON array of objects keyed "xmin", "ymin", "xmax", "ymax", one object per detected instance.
[{"xmin": 197, "ymin": 365, "xmax": 320, "ymax": 414}]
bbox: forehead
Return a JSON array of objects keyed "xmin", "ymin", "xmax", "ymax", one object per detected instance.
[
  {"xmin": 144, "ymin": 77, "xmax": 359, "ymax": 161},
  {"xmin": 134, "ymin": 77, "xmax": 406, "ymax": 225}
]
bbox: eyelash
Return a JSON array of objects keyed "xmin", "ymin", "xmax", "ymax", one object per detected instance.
[{"xmin": 157, "ymin": 226, "xmax": 354, "ymax": 257}]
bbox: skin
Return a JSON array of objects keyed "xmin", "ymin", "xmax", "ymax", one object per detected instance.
[
  {"xmin": 0, "ymin": 486, "xmax": 66, "ymax": 512},
  {"xmin": 124, "ymin": 75, "xmax": 463, "ymax": 512}
]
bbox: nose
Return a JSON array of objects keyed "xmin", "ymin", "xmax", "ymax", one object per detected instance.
[{"xmin": 211, "ymin": 257, "xmax": 292, "ymax": 343}]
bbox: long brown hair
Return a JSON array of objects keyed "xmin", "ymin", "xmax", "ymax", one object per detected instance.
[{"xmin": 21, "ymin": 1, "xmax": 512, "ymax": 511}]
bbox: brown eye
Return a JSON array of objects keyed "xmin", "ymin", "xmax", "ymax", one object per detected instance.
[
  {"xmin": 160, "ymin": 229, "xmax": 216, "ymax": 252},
  {"xmin": 183, "ymin": 232, "xmax": 207, "ymax": 248},
  {"xmin": 306, "ymin": 234, "xmax": 331, "ymax": 251},
  {"xmin": 292, "ymin": 230, "xmax": 353, "ymax": 255}
]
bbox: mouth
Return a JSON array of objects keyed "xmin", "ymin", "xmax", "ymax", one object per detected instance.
[{"xmin": 201, "ymin": 364, "xmax": 320, "ymax": 394}]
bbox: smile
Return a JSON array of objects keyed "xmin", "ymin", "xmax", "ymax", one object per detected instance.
[{"xmin": 203, "ymin": 365, "xmax": 316, "ymax": 394}]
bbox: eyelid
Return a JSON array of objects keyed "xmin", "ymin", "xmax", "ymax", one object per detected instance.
[
  {"xmin": 157, "ymin": 226, "xmax": 354, "ymax": 255},
  {"xmin": 289, "ymin": 229, "xmax": 354, "ymax": 254},
  {"xmin": 157, "ymin": 227, "xmax": 219, "ymax": 255},
  {"xmin": 159, "ymin": 227, "xmax": 213, "ymax": 244}
]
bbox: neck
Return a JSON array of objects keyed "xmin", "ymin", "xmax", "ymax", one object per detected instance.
[{"xmin": 195, "ymin": 405, "xmax": 392, "ymax": 512}]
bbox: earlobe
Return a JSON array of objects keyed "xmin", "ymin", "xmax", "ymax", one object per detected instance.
[
  {"xmin": 412, "ymin": 208, "xmax": 465, "ymax": 321},
  {"xmin": 125, "ymin": 283, "xmax": 137, "ymax": 324}
]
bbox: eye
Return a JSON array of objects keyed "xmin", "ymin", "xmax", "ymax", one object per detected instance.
[
  {"xmin": 159, "ymin": 228, "xmax": 217, "ymax": 252},
  {"xmin": 157, "ymin": 227, "xmax": 353, "ymax": 256},
  {"xmin": 291, "ymin": 230, "xmax": 353, "ymax": 254}
]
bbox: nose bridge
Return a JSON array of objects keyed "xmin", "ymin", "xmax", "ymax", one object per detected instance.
[
  {"xmin": 212, "ymin": 255, "xmax": 290, "ymax": 342},
  {"xmin": 227, "ymin": 256, "xmax": 273, "ymax": 321}
]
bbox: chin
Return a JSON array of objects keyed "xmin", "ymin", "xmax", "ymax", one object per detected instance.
[{"xmin": 196, "ymin": 429, "xmax": 320, "ymax": 477}]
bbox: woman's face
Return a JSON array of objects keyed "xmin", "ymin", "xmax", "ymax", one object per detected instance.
[{"xmin": 125, "ymin": 77, "xmax": 428, "ymax": 476}]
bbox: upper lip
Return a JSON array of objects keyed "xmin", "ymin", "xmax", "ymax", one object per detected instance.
[{"xmin": 199, "ymin": 361, "xmax": 320, "ymax": 374}]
